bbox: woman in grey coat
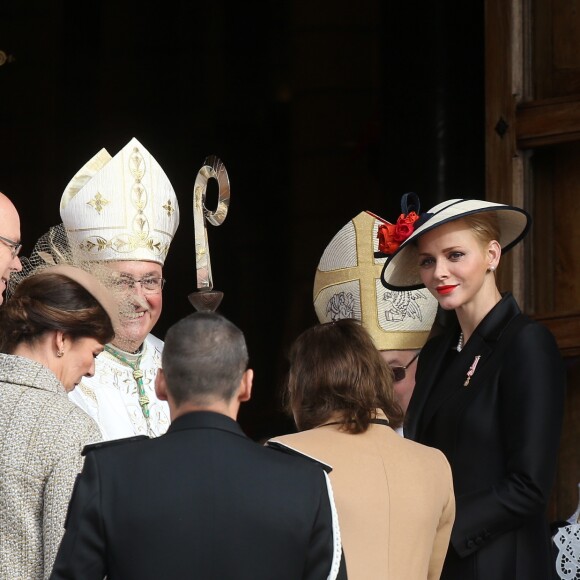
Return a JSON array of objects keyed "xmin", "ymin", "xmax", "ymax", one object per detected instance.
[{"xmin": 0, "ymin": 264, "xmax": 116, "ymax": 580}]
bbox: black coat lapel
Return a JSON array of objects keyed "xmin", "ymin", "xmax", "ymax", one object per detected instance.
[
  {"xmin": 418, "ymin": 337, "xmax": 493, "ymax": 435},
  {"xmin": 405, "ymin": 293, "xmax": 523, "ymax": 442},
  {"xmin": 404, "ymin": 331, "xmax": 454, "ymax": 439}
]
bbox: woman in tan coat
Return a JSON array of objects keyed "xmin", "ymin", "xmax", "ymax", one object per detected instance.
[{"xmin": 268, "ymin": 318, "xmax": 455, "ymax": 579}]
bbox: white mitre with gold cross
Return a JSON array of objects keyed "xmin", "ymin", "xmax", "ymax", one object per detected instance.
[
  {"xmin": 313, "ymin": 211, "xmax": 438, "ymax": 351},
  {"xmin": 60, "ymin": 137, "xmax": 179, "ymax": 265}
]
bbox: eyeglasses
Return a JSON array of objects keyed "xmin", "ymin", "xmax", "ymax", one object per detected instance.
[
  {"xmin": 0, "ymin": 234, "xmax": 22, "ymax": 259},
  {"xmin": 111, "ymin": 276, "xmax": 166, "ymax": 294},
  {"xmin": 391, "ymin": 350, "xmax": 420, "ymax": 382}
]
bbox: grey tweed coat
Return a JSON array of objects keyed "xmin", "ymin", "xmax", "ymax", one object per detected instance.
[{"xmin": 0, "ymin": 353, "xmax": 102, "ymax": 580}]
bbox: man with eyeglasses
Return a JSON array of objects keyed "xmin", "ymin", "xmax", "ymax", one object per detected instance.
[
  {"xmin": 0, "ymin": 191, "xmax": 23, "ymax": 304},
  {"xmin": 313, "ymin": 211, "xmax": 439, "ymax": 435},
  {"xmin": 60, "ymin": 138, "xmax": 180, "ymax": 440}
]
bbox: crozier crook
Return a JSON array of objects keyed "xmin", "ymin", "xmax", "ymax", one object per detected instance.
[{"xmin": 188, "ymin": 155, "xmax": 230, "ymax": 312}]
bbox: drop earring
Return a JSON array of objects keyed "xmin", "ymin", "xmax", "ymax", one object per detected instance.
[{"xmin": 56, "ymin": 350, "xmax": 64, "ymax": 357}]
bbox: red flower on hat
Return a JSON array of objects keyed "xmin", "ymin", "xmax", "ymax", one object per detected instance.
[{"xmin": 377, "ymin": 211, "xmax": 419, "ymax": 255}]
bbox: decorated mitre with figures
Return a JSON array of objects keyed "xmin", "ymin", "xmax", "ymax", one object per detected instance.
[
  {"xmin": 60, "ymin": 137, "xmax": 179, "ymax": 265},
  {"xmin": 313, "ymin": 210, "xmax": 438, "ymax": 350}
]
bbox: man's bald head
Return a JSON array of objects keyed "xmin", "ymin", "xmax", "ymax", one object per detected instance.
[{"xmin": 0, "ymin": 192, "xmax": 22, "ymax": 305}]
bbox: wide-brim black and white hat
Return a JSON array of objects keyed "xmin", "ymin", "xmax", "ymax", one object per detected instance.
[{"xmin": 380, "ymin": 198, "xmax": 532, "ymax": 290}]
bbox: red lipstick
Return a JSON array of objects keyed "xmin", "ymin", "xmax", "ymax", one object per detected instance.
[{"xmin": 436, "ymin": 285, "xmax": 457, "ymax": 295}]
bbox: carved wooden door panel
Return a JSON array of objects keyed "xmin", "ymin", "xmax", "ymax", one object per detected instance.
[{"xmin": 486, "ymin": 0, "xmax": 580, "ymax": 521}]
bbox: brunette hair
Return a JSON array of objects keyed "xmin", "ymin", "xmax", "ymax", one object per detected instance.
[
  {"xmin": 284, "ymin": 318, "xmax": 404, "ymax": 433},
  {"xmin": 0, "ymin": 272, "xmax": 115, "ymax": 353}
]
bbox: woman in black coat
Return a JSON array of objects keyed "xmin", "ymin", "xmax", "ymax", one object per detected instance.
[{"xmin": 380, "ymin": 197, "xmax": 566, "ymax": 580}]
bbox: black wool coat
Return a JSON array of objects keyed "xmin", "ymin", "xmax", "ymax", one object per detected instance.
[
  {"xmin": 405, "ymin": 293, "xmax": 566, "ymax": 580},
  {"xmin": 50, "ymin": 411, "xmax": 346, "ymax": 580}
]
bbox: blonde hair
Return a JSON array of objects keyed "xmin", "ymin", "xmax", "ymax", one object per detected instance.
[{"xmin": 459, "ymin": 212, "xmax": 501, "ymax": 248}]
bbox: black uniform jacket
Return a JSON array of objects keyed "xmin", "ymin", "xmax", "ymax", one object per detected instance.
[
  {"xmin": 50, "ymin": 411, "xmax": 347, "ymax": 580},
  {"xmin": 405, "ymin": 293, "xmax": 566, "ymax": 580}
]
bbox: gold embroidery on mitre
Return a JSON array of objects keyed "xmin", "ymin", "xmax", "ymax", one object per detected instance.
[
  {"xmin": 131, "ymin": 182, "xmax": 147, "ymax": 210},
  {"xmin": 87, "ymin": 192, "xmax": 110, "ymax": 214},
  {"xmin": 61, "ymin": 139, "xmax": 179, "ymax": 265},
  {"xmin": 135, "ymin": 215, "xmax": 148, "ymax": 233},
  {"xmin": 129, "ymin": 147, "xmax": 145, "ymax": 181},
  {"xmin": 80, "ymin": 237, "xmax": 110, "ymax": 253},
  {"xmin": 78, "ymin": 234, "xmax": 169, "ymax": 258},
  {"xmin": 126, "ymin": 146, "xmax": 161, "ymax": 253}
]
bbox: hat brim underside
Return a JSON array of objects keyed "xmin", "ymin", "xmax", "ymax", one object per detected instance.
[{"xmin": 380, "ymin": 205, "xmax": 531, "ymax": 290}]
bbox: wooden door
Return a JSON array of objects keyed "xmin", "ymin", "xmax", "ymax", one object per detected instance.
[{"xmin": 486, "ymin": 0, "xmax": 580, "ymax": 520}]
